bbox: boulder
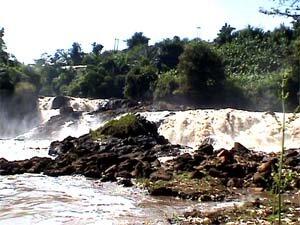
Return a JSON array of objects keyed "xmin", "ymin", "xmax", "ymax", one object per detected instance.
[{"xmin": 51, "ymin": 96, "xmax": 70, "ymax": 109}]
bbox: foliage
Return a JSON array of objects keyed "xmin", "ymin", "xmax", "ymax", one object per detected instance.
[
  {"xmin": 214, "ymin": 23, "xmax": 236, "ymax": 45},
  {"xmin": 155, "ymin": 36, "xmax": 185, "ymax": 71},
  {"xmin": 124, "ymin": 72, "xmax": 157, "ymax": 100},
  {"xmin": 153, "ymin": 69, "xmax": 181, "ymax": 101},
  {"xmin": 178, "ymin": 41, "xmax": 225, "ymax": 102},
  {"xmin": 126, "ymin": 32, "xmax": 150, "ymax": 49},
  {"xmin": 216, "ymin": 25, "xmax": 290, "ymax": 76},
  {"xmin": 91, "ymin": 114, "xmax": 157, "ymax": 138}
]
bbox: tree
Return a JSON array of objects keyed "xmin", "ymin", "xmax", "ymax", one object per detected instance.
[
  {"xmin": 214, "ymin": 23, "xmax": 236, "ymax": 45},
  {"xmin": 69, "ymin": 42, "xmax": 84, "ymax": 65},
  {"xmin": 260, "ymin": 0, "xmax": 300, "ymax": 20},
  {"xmin": 92, "ymin": 42, "xmax": 103, "ymax": 55},
  {"xmin": 0, "ymin": 27, "xmax": 9, "ymax": 65},
  {"xmin": 156, "ymin": 36, "xmax": 185, "ymax": 71},
  {"xmin": 178, "ymin": 41, "xmax": 225, "ymax": 101},
  {"xmin": 126, "ymin": 32, "xmax": 150, "ymax": 49}
]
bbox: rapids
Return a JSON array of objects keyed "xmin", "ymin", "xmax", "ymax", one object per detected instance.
[
  {"xmin": 0, "ymin": 96, "xmax": 299, "ymax": 224},
  {"xmin": 141, "ymin": 109, "xmax": 300, "ymax": 152}
]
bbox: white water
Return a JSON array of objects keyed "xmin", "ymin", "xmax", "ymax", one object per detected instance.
[
  {"xmin": 2, "ymin": 97, "xmax": 299, "ymax": 224},
  {"xmin": 141, "ymin": 109, "xmax": 300, "ymax": 152}
]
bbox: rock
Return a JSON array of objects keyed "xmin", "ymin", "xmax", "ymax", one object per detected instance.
[
  {"xmin": 98, "ymin": 98, "xmax": 139, "ymax": 112},
  {"xmin": 257, "ymin": 158, "xmax": 277, "ymax": 173},
  {"xmin": 223, "ymin": 163, "xmax": 246, "ymax": 178},
  {"xmin": 149, "ymin": 187, "xmax": 178, "ymax": 196},
  {"xmin": 227, "ymin": 178, "xmax": 243, "ymax": 188},
  {"xmin": 173, "ymin": 153, "xmax": 196, "ymax": 171},
  {"xmin": 51, "ymin": 96, "xmax": 70, "ymax": 109},
  {"xmin": 150, "ymin": 168, "xmax": 172, "ymax": 181},
  {"xmin": 252, "ymin": 172, "xmax": 268, "ymax": 188},
  {"xmin": 217, "ymin": 149, "xmax": 234, "ymax": 164},
  {"xmin": 232, "ymin": 142, "xmax": 250, "ymax": 155},
  {"xmin": 59, "ymin": 106, "xmax": 74, "ymax": 115},
  {"xmin": 191, "ymin": 170, "xmax": 205, "ymax": 179},
  {"xmin": 117, "ymin": 178, "xmax": 133, "ymax": 187},
  {"xmin": 208, "ymin": 168, "xmax": 228, "ymax": 178},
  {"xmin": 197, "ymin": 144, "xmax": 214, "ymax": 155}
]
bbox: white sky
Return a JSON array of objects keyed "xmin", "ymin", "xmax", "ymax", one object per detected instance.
[{"xmin": 0, "ymin": 0, "xmax": 292, "ymax": 64}]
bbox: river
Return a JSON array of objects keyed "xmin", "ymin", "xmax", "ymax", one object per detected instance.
[{"xmin": 0, "ymin": 96, "xmax": 299, "ymax": 224}]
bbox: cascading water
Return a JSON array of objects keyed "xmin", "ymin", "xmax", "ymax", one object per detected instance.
[
  {"xmin": 141, "ymin": 108, "xmax": 300, "ymax": 152},
  {"xmin": 2, "ymin": 97, "xmax": 299, "ymax": 224}
]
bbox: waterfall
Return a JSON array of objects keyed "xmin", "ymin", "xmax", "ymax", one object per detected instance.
[{"xmin": 142, "ymin": 109, "xmax": 300, "ymax": 152}]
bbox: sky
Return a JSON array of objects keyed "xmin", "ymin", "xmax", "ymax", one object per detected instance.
[{"xmin": 0, "ymin": 0, "xmax": 293, "ymax": 64}]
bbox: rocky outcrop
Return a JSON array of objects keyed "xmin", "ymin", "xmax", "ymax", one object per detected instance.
[{"xmin": 0, "ymin": 114, "xmax": 299, "ymax": 201}]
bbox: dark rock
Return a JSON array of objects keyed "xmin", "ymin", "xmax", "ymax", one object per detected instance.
[
  {"xmin": 59, "ymin": 106, "xmax": 74, "ymax": 115},
  {"xmin": 51, "ymin": 96, "xmax": 70, "ymax": 109},
  {"xmin": 190, "ymin": 170, "xmax": 205, "ymax": 179},
  {"xmin": 117, "ymin": 178, "xmax": 133, "ymax": 187},
  {"xmin": 227, "ymin": 178, "xmax": 244, "ymax": 188},
  {"xmin": 197, "ymin": 144, "xmax": 214, "ymax": 155},
  {"xmin": 149, "ymin": 187, "xmax": 178, "ymax": 196},
  {"xmin": 208, "ymin": 168, "xmax": 228, "ymax": 178},
  {"xmin": 217, "ymin": 149, "xmax": 234, "ymax": 164},
  {"xmin": 232, "ymin": 142, "xmax": 250, "ymax": 155},
  {"xmin": 150, "ymin": 169, "xmax": 172, "ymax": 181},
  {"xmin": 98, "ymin": 98, "xmax": 139, "ymax": 112}
]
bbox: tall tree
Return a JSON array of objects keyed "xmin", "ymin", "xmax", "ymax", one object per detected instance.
[
  {"xmin": 0, "ymin": 27, "xmax": 9, "ymax": 65},
  {"xmin": 69, "ymin": 42, "xmax": 84, "ymax": 65},
  {"xmin": 126, "ymin": 32, "xmax": 150, "ymax": 49},
  {"xmin": 92, "ymin": 42, "xmax": 103, "ymax": 55},
  {"xmin": 214, "ymin": 23, "xmax": 236, "ymax": 45}
]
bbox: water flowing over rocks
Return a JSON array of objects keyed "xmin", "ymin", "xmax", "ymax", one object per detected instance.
[
  {"xmin": 2, "ymin": 96, "xmax": 300, "ymax": 224},
  {"xmin": 1, "ymin": 114, "xmax": 300, "ymax": 204}
]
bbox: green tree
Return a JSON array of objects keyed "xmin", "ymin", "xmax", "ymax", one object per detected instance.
[
  {"xmin": 214, "ymin": 23, "xmax": 236, "ymax": 45},
  {"xmin": 92, "ymin": 42, "xmax": 103, "ymax": 55},
  {"xmin": 0, "ymin": 28, "xmax": 9, "ymax": 65},
  {"xmin": 178, "ymin": 41, "xmax": 225, "ymax": 102},
  {"xmin": 155, "ymin": 36, "xmax": 185, "ymax": 71},
  {"xmin": 69, "ymin": 42, "xmax": 84, "ymax": 65},
  {"xmin": 126, "ymin": 32, "xmax": 150, "ymax": 49}
]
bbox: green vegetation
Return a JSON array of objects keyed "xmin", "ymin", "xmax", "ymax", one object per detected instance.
[
  {"xmin": 1, "ymin": 2, "xmax": 300, "ymax": 111},
  {"xmin": 91, "ymin": 114, "xmax": 157, "ymax": 139}
]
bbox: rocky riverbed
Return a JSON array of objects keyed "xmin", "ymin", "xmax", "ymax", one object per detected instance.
[{"xmin": 1, "ymin": 114, "xmax": 300, "ymax": 224}]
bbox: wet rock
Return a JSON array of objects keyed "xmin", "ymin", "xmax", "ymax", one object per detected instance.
[
  {"xmin": 51, "ymin": 96, "xmax": 70, "ymax": 109},
  {"xmin": 59, "ymin": 106, "xmax": 74, "ymax": 115},
  {"xmin": 117, "ymin": 178, "xmax": 133, "ymax": 187},
  {"xmin": 98, "ymin": 98, "xmax": 139, "ymax": 112},
  {"xmin": 149, "ymin": 187, "xmax": 178, "ymax": 196}
]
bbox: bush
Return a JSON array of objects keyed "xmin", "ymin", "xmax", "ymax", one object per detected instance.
[
  {"xmin": 154, "ymin": 69, "xmax": 180, "ymax": 101},
  {"xmin": 178, "ymin": 41, "xmax": 225, "ymax": 102}
]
